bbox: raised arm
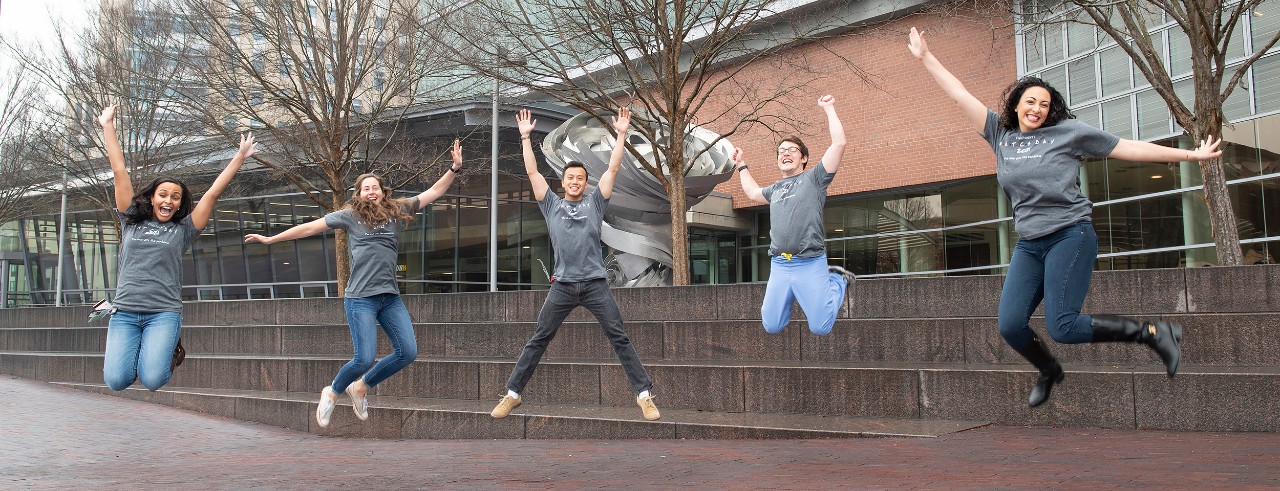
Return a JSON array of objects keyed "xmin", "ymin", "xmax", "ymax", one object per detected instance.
[
  {"xmin": 243, "ymin": 217, "xmax": 331, "ymax": 245},
  {"xmin": 817, "ymin": 95, "xmax": 847, "ymax": 174},
  {"xmin": 597, "ymin": 107, "xmax": 631, "ymax": 200},
  {"xmin": 908, "ymin": 27, "xmax": 988, "ymax": 134},
  {"xmin": 517, "ymin": 109, "xmax": 550, "ymax": 201},
  {"xmin": 414, "ymin": 139, "xmax": 462, "ymax": 208},
  {"xmin": 98, "ymin": 105, "xmax": 133, "ymax": 211},
  {"xmin": 733, "ymin": 147, "xmax": 768, "ymax": 204},
  {"xmin": 190, "ymin": 133, "xmax": 257, "ymax": 229},
  {"xmin": 1109, "ymin": 135, "xmax": 1223, "ymax": 163}
]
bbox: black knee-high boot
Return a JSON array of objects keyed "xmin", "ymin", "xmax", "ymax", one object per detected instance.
[
  {"xmin": 1090, "ymin": 314, "xmax": 1182, "ymax": 377},
  {"xmin": 1010, "ymin": 333, "xmax": 1064, "ymax": 407}
]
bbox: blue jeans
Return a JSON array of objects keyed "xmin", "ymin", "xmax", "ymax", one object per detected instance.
[
  {"xmin": 761, "ymin": 254, "xmax": 849, "ymax": 335},
  {"xmin": 332, "ymin": 293, "xmax": 418, "ymax": 393},
  {"xmin": 998, "ymin": 220, "xmax": 1098, "ymax": 350},
  {"xmin": 103, "ymin": 310, "xmax": 182, "ymax": 391},
  {"xmin": 506, "ymin": 278, "xmax": 653, "ymax": 395}
]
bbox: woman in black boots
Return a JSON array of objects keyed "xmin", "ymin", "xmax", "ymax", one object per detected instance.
[{"xmin": 908, "ymin": 28, "xmax": 1222, "ymax": 406}]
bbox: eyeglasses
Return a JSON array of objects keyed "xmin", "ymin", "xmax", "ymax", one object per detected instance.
[{"xmin": 777, "ymin": 146, "xmax": 802, "ymax": 156}]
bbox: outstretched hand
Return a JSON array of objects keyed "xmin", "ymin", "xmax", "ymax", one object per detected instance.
[
  {"xmin": 243, "ymin": 233, "xmax": 270, "ymax": 244},
  {"xmin": 907, "ymin": 27, "xmax": 929, "ymax": 60},
  {"xmin": 516, "ymin": 109, "xmax": 536, "ymax": 137},
  {"xmin": 237, "ymin": 132, "xmax": 258, "ymax": 158},
  {"xmin": 1189, "ymin": 135, "xmax": 1224, "ymax": 161},
  {"xmin": 98, "ymin": 104, "xmax": 118, "ymax": 127},
  {"xmin": 612, "ymin": 107, "xmax": 631, "ymax": 137},
  {"xmin": 450, "ymin": 139, "xmax": 462, "ymax": 168}
]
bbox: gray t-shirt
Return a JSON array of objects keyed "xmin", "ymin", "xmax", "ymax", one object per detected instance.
[
  {"xmin": 539, "ymin": 189, "xmax": 608, "ymax": 282},
  {"xmin": 983, "ymin": 110, "xmax": 1119, "ymax": 239},
  {"xmin": 762, "ymin": 163, "xmax": 834, "ymax": 258},
  {"xmin": 113, "ymin": 211, "xmax": 203, "ymax": 312},
  {"xmin": 324, "ymin": 200, "xmax": 420, "ymax": 297}
]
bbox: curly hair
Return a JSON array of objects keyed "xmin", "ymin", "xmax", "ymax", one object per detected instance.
[
  {"xmin": 999, "ymin": 76, "xmax": 1074, "ymax": 131},
  {"xmin": 121, "ymin": 177, "xmax": 193, "ymax": 225},
  {"xmin": 347, "ymin": 173, "xmax": 415, "ymax": 226}
]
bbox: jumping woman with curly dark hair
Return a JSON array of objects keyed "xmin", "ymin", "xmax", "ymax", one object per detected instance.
[
  {"xmin": 99, "ymin": 104, "xmax": 256, "ymax": 391},
  {"xmin": 908, "ymin": 27, "xmax": 1222, "ymax": 407}
]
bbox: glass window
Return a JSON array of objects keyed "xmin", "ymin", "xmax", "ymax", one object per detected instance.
[
  {"xmin": 1169, "ymin": 28, "xmax": 1191, "ymax": 77},
  {"xmin": 1223, "ymin": 63, "xmax": 1254, "ymax": 120},
  {"xmin": 1045, "ymin": 23, "xmax": 1065, "ymax": 63},
  {"xmin": 1041, "ymin": 65, "xmax": 1068, "ymax": 99},
  {"xmin": 1068, "ymin": 56, "xmax": 1098, "ymax": 105},
  {"xmin": 1075, "ymin": 104, "xmax": 1101, "ymax": 131},
  {"xmin": 456, "ymin": 196, "xmax": 490, "ymax": 287},
  {"xmin": 1228, "ymin": 17, "xmax": 1248, "ymax": 61},
  {"xmin": 1099, "ymin": 47, "xmax": 1131, "ymax": 97},
  {"xmin": 1067, "ymin": 17, "xmax": 1095, "ymax": 57},
  {"xmin": 1095, "ymin": 192, "xmax": 1186, "ymax": 267},
  {"xmin": 423, "ymin": 198, "xmax": 458, "ymax": 291},
  {"xmin": 1136, "ymin": 89, "xmax": 1171, "ymax": 139},
  {"xmin": 1102, "ymin": 96, "xmax": 1134, "ymax": 139},
  {"xmin": 1253, "ymin": 6, "xmax": 1279, "ymax": 54},
  {"xmin": 1024, "ymin": 26, "xmax": 1045, "ymax": 71},
  {"xmin": 942, "ymin": 220, "xmax": 1004, "ymax": 275},
  {"xmin": 1256, "ymin": 55, "xmax": 1280, "ymax": 113}
]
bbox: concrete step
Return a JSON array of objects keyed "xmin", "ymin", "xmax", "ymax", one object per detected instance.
[
  {"xmin": 12, "ymin": 352, "xmax": 1279, "ymax": 432},
  {"xmin": 6, "ymin": 312, "xmax": 1277, "ymax": 367},
  {"xmin": 7, "ymin": 264, "xmax": 1280, "ymax": 328},
  {"xmin": 51, "ymin": 382, "xmax": 989, "ymax": 439}
]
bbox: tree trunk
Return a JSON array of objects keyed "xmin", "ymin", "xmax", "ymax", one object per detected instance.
[
  {"xmin": 331, "ymin": 192, "xmax": 351, "ymax": 295},
  {"xmin": 334, "ymin": 229, "xmax": 350, "ymax": 295},
  {"xmin": 1191, "ymin": 93, "xmax": 1243, "ymax": 266},
  {"xmin": 1199, "ymin": 156, "xmax": 1243, "ymax": 266},
  {"xmin": 668, "ymin": 174, "xmax": 690, "ymax": 286}
]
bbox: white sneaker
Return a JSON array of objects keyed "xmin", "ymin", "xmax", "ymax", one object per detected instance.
[
  {"xmin": 349, "ymin": 385, "xmax": 369, "ymax": 421},
  {"xmin": 316, "ymin": 386, "xmax": 337, "ymax": 427}
]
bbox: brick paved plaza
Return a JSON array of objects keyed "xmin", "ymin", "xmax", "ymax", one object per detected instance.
[{"xmin": 4, "ymin": 375, "xmax": 1278, "ymax": 490}]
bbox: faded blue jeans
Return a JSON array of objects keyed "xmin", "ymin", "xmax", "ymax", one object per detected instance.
[
  {"xmin": 505, "ymin": 278, "xmax": 653, "ymax": 395},
  {"xmin": 331, "ymin": 293, "xmax": 418, "ymax": 393},
  {"xmin": 761, "ymin": 254, "xmax": 849, "ymax": 336},
  {"xmin": 998, "ymin": 220, "xmax": 1098, "ymax": 350},
  {"xmin": 103, "ymin": 310, "xmax": 182, "ymax": 391}
]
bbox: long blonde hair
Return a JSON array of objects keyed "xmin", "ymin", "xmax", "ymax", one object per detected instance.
[{"xmin": 347, "ymin": 173, "xmax": 415, "ymax": 226}]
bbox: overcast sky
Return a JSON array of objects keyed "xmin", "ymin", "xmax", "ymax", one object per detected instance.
[{"xmin": 0, "ymin": 0, "xmax": 91, "ymax": 54}]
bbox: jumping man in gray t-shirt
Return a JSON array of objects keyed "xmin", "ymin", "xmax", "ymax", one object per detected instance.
[
  {"xmin": 735, "ymin": 95, "xmax": 854, "ymax": 336},
  {"xmin": 490, "ymin": 107, "xmax": 660, "ymax": 422}
]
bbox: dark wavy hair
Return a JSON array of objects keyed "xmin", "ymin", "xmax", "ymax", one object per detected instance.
[
  {"xmin": 999, "ymin": 76, "xmax": 1074, "ymax": 131},
  {"xmin": 347, "ymin": 173, "xmax": 415, "ymax": 226},
  {"xmin": 121, "ymin": 177, "xmax": 193, "ymax": 225}
]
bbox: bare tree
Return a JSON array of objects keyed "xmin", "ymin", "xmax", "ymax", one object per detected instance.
[
  {"xmin": 0, "ymin": 61, "xmax": 55, "ymax": 224},
  {"xmin": 443, "ymin": 0, "xmax": 866, "ymax": 285},
  {"xmin": 173, "ymin": 0, "xmax": 478, "ymax": 290},
  {"xmin": 1022, "ymin": 0, "xmax": 1280, "ymax": 266},
  {"xmin": 3, "ymin": 1, "xmax": 217, "ymax": 234}
]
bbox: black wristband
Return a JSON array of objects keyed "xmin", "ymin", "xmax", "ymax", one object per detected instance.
[
  {"xmin": 448, "ymin": 166, "xmax": 460, "ymax": 173},
  {"xmin": 737, "ymin": 164, "xmax": 748, "ymax": 172}
]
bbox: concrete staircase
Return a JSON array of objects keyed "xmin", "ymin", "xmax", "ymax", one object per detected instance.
[{"xmin": 3, "ymin": 265, "xmax": 1278, "ymax": 438}]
